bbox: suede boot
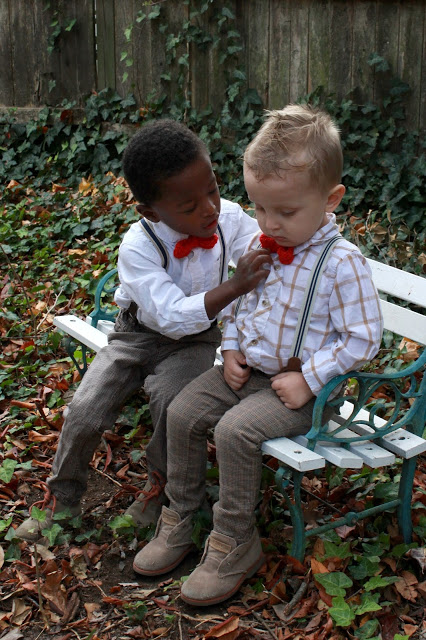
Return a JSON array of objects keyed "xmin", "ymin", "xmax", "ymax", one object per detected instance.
[
  {"xmin": 181, "ymin": 528, "xmax": 264, "ymax": 606},
  {"xmin": 14, "ymin": 497, "xmax": 81, "ymax": 542},
  {"xmin": 125, "ymin": 473, "xmax": 167, "ymax": 527},
  {"xmin": 133, "ymin": 506, "xmax": 195, "ymax": 576}
]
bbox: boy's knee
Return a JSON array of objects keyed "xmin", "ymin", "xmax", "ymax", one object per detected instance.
[
  {"xmin": 166, "ymin": 395, "xmax": 187, "ymax": 430},
  {"xmin": 215, "ymin": 416, "xmax": 247, "ymax": 451}
]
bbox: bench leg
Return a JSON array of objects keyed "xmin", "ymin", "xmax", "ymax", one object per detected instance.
[
  {"xmin": 398, "ymin": 456, "xmax": 416, "ymax": 543},
  {"xmin": 63, "ymin": 336, "xmax": 89, "ymax": 378},
  {"xmin": 276, "ymin": 467, "xmax": 306, "ymax": 562}
]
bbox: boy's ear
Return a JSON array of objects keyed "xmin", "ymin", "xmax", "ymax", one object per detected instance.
[
  {"xmin": 326, "ymin": 184, "xmax": 346, "ymax": 212},
  {"xmin": 136, "ymin": 203, "xmax": 160, "ymax": 223}
]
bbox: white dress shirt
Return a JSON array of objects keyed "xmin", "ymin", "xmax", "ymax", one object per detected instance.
[
  {"xmin": 114, "ymin": 198, "xmax": 259, "ymax": 339},
  {"xmin": 221, "ymin": 213, "xmax": 383, "ymax": 395}
]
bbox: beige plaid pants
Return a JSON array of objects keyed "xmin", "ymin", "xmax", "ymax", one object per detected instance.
[
  {"xmin": 166, "ymin": 365, "xmax": 334, "ymax": 543},
  {"xmin": 48, "ymin": 310, "xmax": 221, "ymax": 505}
]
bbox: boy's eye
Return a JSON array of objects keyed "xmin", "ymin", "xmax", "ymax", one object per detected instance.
[
  {"xmin": 281, "ymin": 210, "xmax": 296, "ymax": 216},
  {"xmin": 181, "ymin": 205, "xmax": 196, "ymax": 214}
]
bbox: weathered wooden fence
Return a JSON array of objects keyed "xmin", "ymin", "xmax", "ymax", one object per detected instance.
[{"xmin": 0, "ymin": 0, "xmax": 425, "ymax": 131}]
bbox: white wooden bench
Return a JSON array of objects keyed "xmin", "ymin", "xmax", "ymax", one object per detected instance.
[{"xmin": 53, "ymin": 258, "xmax": 426, "ymax": 559}]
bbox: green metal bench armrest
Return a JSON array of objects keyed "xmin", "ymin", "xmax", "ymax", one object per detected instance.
[
  {"xmin": 88, "ymin": 268, "xmax": 119, "ymax": 328},
  {"xmin": 307, "ymin": 347, "xmax": 426, "ymax": 446}
]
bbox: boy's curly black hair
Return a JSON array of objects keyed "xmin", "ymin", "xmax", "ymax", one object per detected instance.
[{"xmin": 123, "ymin": 119, "xmax": 207, "ymax": 205}]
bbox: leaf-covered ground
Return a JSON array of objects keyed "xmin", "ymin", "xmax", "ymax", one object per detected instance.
[{"xmin": 1, "ymin": 174, "xmax": 425, "ymax": 640}]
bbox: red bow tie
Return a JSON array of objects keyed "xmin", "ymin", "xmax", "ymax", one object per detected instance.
[
  {"xmin": 174, "ymin": 234, "xmax": 218, "ymax": 258},
  {"xmin": 259, "ymin": 234, "xmax": 294, "ymax": 264}
]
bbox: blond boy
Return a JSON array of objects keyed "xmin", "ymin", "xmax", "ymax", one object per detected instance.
[{"xmin": 132, "ymin": 105, "xmax": 383, "ymax": 605}]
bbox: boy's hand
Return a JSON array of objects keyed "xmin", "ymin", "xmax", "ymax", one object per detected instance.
[
  {"xmin": 270, "ymin": 371, "xmax": 314, "ymax": 409},
  {"xmin": 231, "ymin": 249, "xmax": 272, "ymax": 295},
  {"xmin": 223, "ymin": 350, "xmax": 251, "ymax": 390}
]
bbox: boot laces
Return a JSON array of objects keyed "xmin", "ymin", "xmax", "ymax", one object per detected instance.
[
  {"xmin": 134, "ymin": 471, "xmax": 165, "ymax": 512},
  {"xmin": 30, "ymin": 482, "xmax": 56, "ymax": 515}
]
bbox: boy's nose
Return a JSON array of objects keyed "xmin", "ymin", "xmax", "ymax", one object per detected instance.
[
  {"xmin": 202, "ymin": 198, "xmax": 217, "ymax": 216},
  {"xmin": 265, "ymin": 215, "xmax": 280, "ymax": 233}
]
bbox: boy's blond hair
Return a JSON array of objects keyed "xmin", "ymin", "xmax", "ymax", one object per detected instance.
[{"xmin": 244, "ymin": 104, "xmax": 343, "ymax": 192}]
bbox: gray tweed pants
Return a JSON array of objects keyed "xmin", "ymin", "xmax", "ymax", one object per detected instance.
[
  {"xmin": 166, "ymin": 365, "xmax": 334, "ymax": 543},
  {"xmin": 48, "ymin": 310, "xmax": 221, "ymax": 505}
]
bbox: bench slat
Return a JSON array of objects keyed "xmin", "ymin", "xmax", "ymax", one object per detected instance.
[
  {"xmin": 261, "ymin": 437, "xmax": 325, "ymax": 472},
  {"xmin": 293, "ymin": 434, "xmax": 364, "ymax": 469},
  {"xmin": 86, "ymin": 318, "xmax": 115, "ymax": 336},
  {"xmin": 333, "ymin": 427, "xmax": 396, "ymax": 466},
  {"xmin": 54, "ymin": 315, "xmax": 108, "ymax": 352},
  {"xmin": 380, "ymin": 300, "xmax": 426, "ymax": 345},
  {"xmin": 367, "ymin": 259, "xmax": 426, "ymax": 307}
]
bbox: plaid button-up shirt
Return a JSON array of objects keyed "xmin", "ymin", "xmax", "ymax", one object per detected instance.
[{"xmin": 221, "ymin": 214, "xmax": 383, "ymax": 396}]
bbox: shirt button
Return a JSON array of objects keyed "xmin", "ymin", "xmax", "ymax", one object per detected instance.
[
  {"xmin": 250, "ymin": 339, "xmax": 258, "ymax": 346},
  {"xmin": 262, "ymin": 300, "xmax": 269, "ymax": 307},
  {"xmin": 274, "ymin": 265, "xmax": 280, "ymax": 271}
]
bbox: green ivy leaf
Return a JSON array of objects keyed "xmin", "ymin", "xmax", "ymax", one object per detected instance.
[
  {"xmin": 314, "ymin": 572, "xmax": 353, "ymax": 596},
  {"xmin": 329, "ymin": 596, "xmax": 355, "ymax": 627},
  {"xmin": 364, "ymin": 575, "xmax": 398, "ymax": 591},
  {"xmin": 353, "ymin": 592, "xmax": 382, "ymax": 615},
  {"xmin": 0, "ymin": 459, "xmax": 17, "ymax": 484},
  {"xmin": 354, "ymin": 618, "xmax": 380, "ymax": 639},
  {"xmin": 0, "ymin": 517, "xmax": 12, "ymax": 533},
  {"xmin": 42, "ymin": 523, "xmax": 63, "ymax": 546},
  {"xmin": 323, "ymin": 540, "xmax": 352, "ymax": 559},
  {"xmin": 28, "ymin": 506, "xmax": 47, "ymax": 523},
  {"xmin": 348, "ymin": 556, "xmax": 381, "ymax": 580},
  {"xmin": 124, "ymin": 601, "xmax": 148, "ymax": 622},
  {"xmin": 65, "ymin": 19, "xmax": 77, "ymax": 32},
  {"xmin": 109, "ymin": 514, "xmax": 135, "ymax": 534}
]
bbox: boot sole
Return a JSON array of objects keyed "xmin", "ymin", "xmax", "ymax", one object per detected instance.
[
  {"xmin": 133, "ymin": 544, "xmax": 195, "ymax": 577},
  {"xmin": 180, "ymin": 552, "xmax": 265, "ymax": 606}
]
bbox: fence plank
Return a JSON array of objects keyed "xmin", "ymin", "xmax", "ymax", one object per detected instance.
[
  {"xmin": 8, "ymin": 0, "xmax": 40, "ymax": 105},
  {"xmin": 308, "ymin": 0, "xmax": 331, "ymax": 94},
  {"xmin": 96, "ymin": 0, "xmax": 116, "ymax": 90},
  {"xmin": 269, "ymin": 0, "xmax": 291, "ymax": 109},
  {"xmin": 374, "ymin": 0, "xmax": 400, "ymax": 105},
  {"xmin": 328, "ymin": 1, "xmax": 354, "ymax": 99},
  {"xmin": 351, "ymin": 0, "xmax": 377, "ymax": 104},
  {"xmin": 159, "ymin": 1, "xmax": 188, "ymax": 109},
  {"xmin": 114, "ymin": 0, "xmax": 134, "ymax": 97},
  {"xmin": 55, "ymin": 0, "xmax": 96, "ymax": 104},
  {"xmin": 189, "ymin": 1, "xmax": 212, "ymax": 112},
  {"xmin": 289, "ymin": 0, "xmax": 311, "ymax": 103},
  {"xmin": 0, "ymin": 1, "xmax": 13, "ymax": 105},
  {"xmin": 397, "ymin": 0, "xmax": 425, "ymax": 131},
  {"xmin": 245, "ymin": 0, "xmax": 270, "ymax": 105}
]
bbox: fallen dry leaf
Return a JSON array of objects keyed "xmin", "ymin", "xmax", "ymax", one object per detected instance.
[
  {"xmin": 398, "ymin": 338, "xmax": 420, "ymax": 362},
  {"xmin": 402, "ymin": 624, "xmax": 418, "ymax": 637},
  {"xmin": 204, "ymin": 615, "xmax": 240, "ymax": 639},
  {"xmin": 10, "ymin": 598, "xmax": 32, "ymax": 626},
  {"xmin": 395, "ymin": 571, "xmax": 419, "ymax": 602},
  {"xmin": 310, "ymin": 558, "xmax": 329, "ymax": 575},
  {"xmin": 406, "ymin": 547, "xmax": 426, "ymax": 571}
]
